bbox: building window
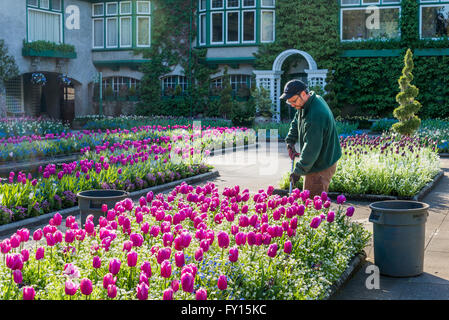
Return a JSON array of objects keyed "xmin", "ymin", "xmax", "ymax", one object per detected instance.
[
  {"xmin": 340, "ymin": 1, "xmax": 401, "ymax": 41},
  {"xmin": 102, "ymin": 77, "xmax": 140, "ymax": 95},
  {"xmin": 199, "ymin": 14, "xmax": 206, "ymax": 45},
  {"xmin": 420, "ymin": 2, "xmax": 449, "ymax": 39},
  {"xmin": 92, "ymin": 1, "xmax": 151, "ymax": 49},
  {"xmin": 261, "ymin": 10, "xmax": 275, "ymax": 42},
  {"xmin": 210, "ymin": 75, "xmax": 252, "ymax": 95},
  {"xmin": 201, "ymin": 0, "xmax": 275, "ymax": 46},
  {"xmin": 227, "ymin": 11, "xmax": 240, "ymax": 43},
  {"xmin": 199, "ymin": 0, "xmax": 207, "ymax": 11},
  {"xmin": 211, "ymin": 12, "xmax": 224, "ymax": 43},
  {"xmin": 27, "ymin": 0, "xmax": 63, "ymax": 43},
  {"xmin": 93, "ymin": 18, "xmax": 104, "ymax": 48},
  {"xmin": 161, "ymin": 75, "xmax": 188, "ymax": 96}
]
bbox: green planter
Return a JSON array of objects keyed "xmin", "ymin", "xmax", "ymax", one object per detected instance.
[{"xmin": 22, "ymin": 48, "xmax": 77, "ymax": 59}]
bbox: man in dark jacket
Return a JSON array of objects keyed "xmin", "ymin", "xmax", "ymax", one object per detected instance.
[{"xmin": 280, "ymin": 80, "xmax": 342, "ymax": 198}]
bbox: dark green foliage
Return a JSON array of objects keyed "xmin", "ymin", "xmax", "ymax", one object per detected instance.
[
  {"xmin": 253, "ymin": 0, "xmax": 449, "ymax": 119},
  {"xmin": 218, "ymin": 68, "xmax": 233, "ymax": 118},
  {"xmin": 231, "ymin": 99, "xmax": 256, "ymax": 127},
  {"xmin": 0, "ymin": 40, "xmax": 19, "ymax": 81}
]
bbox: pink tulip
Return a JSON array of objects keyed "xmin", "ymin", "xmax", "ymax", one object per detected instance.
[
  {"xmin": 235, "ymin": 232, "xmax": 246, "ymax": 246},
  {"xmin": 13, "ymin": 270, "xmax": 23, "ymax": 284},
  {"xmin": 109, "ymin": 258, "xmax": 121, "ymax": 275},
  {"xmin": 139, "ymin": 272, "xmax": 149, "ymax": 285},
  {"xmin": 181, "ymin": 272, "xmax": 194, "ymax": 293},
  {"xmin": 171, "ymin": 279, "xmax": 180, "ymax": 292},
  {"xmin": 22, "ymin": 286, "xmax": 36, "ymax": 300},
  {"xmin": 127, "ymin": 250, "xmax": 138, "ymax": 267},
  {"xmin": 217, "ymin": 275, "xmax": 227, "ymax": 291},
  {"xmin": 195, "ymin": 248, "xmax": 204, "ymax": 262},
  {"xmin": 310, "ymin": 216, "xmax": 321, "ymax": 229},
  {"xmin": 65, "ymin": 279, "xmax": 78, "ymax": 296},
  {"xmin": 229, "ymin": 247, "xmax": 239, "ymax": 263},
  {"xmin": 327, "ymin": 211, "xmax": 335, "ymax": 223},
  {"xmin": 136, "ymin": 282, "xmax": 149, "ymax": 300},
  {"xmin": 140, "ymin": 261, "xmax": 152, "ymax": 278},
  {"xmin": 217, "ymin": 231, "xmax": 230, "ymax": 249},
  {"xmin": 122, "ymin": 240, "xmax": 133, "ymax": 252},
  {"xmin": 65, "ymin": 229, "xmax": 76, "ymax": 243},
  {"xmin": 163, "ymin": 288, "xmax": 174, "ymax": 300},
  {"xmin": 196, "ymin": 288, "xmax": 207, "ymax": 300},
  {"xmin": 35, "ymin": 247, "xmax": 45, "ymax": 260},
  {"xmin": 53, "ymin": 212, "xmax": 62, "ymax": 226},
  {"xmin": 130, "ymin": 233, "xmax": 144, "ymax": 247},
  {"xmin": 284, "ymin": 241, "xmax": 293, "ymax": 254},
  {"xmin": 267, "ymin": 243, "xmax": 278, "ymax": 258},
  {"xmin": 103, "ymin": 273, "xmax": 117, "ymax": 289},
  {"xmin": 93, "ymin": 256, "xmax": 102, "ymax": 269},
  {"xmin": 33, "ymin": 229, "xmax": 43, "ymax": 241},
  {"xmin": 141, "ymin": 222, "xmax": 150, "ymax": 234},
  {"xmin": 107, "ymin": 284, "xmax": 117, "ymax": 298},
  {"xmin": 10, "ymin": 234, "xmax": 20, "ymax": 248},
  {"xmin": 175, "ymin": 251, "xmax": 185, "ymax": 268},
  {"xmin": 161, "ymin": 260, "xmax": 172, "ymax": 278},
  {"xmin": 80, "ymin": 278, "xmax": 93, "ymax": 296}
]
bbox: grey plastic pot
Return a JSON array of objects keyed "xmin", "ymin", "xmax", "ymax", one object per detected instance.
[
  {"xmin": 77, "ymin": 190, "xmax": 129, "ymax": 226},
  {"xmin": 369, "ymin": 200, "xmax": 429, "ymax": 277}
]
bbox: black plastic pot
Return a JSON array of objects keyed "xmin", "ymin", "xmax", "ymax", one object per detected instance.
[{"xmin": 77, "ymin": 190, "xmax": 129, "ymax": 226}]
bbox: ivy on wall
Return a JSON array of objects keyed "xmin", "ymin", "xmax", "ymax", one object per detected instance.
[
  {"xmin": 254, "ymin": 0, "xmax": 449, "ymax": 118},
  {"xmin": 135, "ymin": 0, "xmax": 218, "ymax": 117}
]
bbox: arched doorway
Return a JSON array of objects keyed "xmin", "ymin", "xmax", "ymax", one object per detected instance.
[{"xmin": 253, "ymin": 49, "xmax": 328, "ymax": 123}]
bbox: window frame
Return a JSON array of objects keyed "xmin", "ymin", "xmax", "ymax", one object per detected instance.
[
  {"xmin": 27, "ymin": 7, "xmax": 63, "ymax": 44},
  {"xmin": 242, "ymin": 0, "xmax": 256, "ymax": 8},
  {"xmin": 92, "ymin": 3, "xmax": 105, "ymax": 17},
  {"xmin": 105, "ymin": 17, "xmax": 119, "ymax": 48},
  {"xmin": 260, "ymin": 9, "xmax": 275, "ymax": 43},
  {"xmin": 136, "ymin": 16, "xmax": 151, "ymax": 47},
  {"xmin": 120, "ymin": 1, "xmax": 132, "ymax": 15},
  {"xmin": 339, "ymin": 5, "xmax": 402, "ymax": 42},
  {"xmin": 242, "ymin": 9, "xmax": 256, "ymax": 43},
  {"xmin": 226, "ymin": 0, "xmax": 240, "ymax": 9},
  {"xmin": 210, "ymin": 11, "xmax": 225, "ymax": 44},
  {"xmin": 106, "ymin": 2, "xmax": 119, "ymax": 16},
  {"xmin": 92, "ymin": 17, "xmax": 105, "ymax": 49},
  {"xmin": 199, "ymin": 13, "xmax": 207, "ymax": 45},
  {"xmin": 261, "ymin": 0, "xmax": 275, "ymax": 8},
  {"xmin": 226, "ymin": 10, "xmax": 240, "ymax": 43},
  {"xmin": 120, "ymin": 16, "xmax": 133, "ymax": 48},
  {"xmin": 419, "ymin": 2, "xmax": 449, "ymax": 40},
  {"xmin": 137, "ymin": 1, "xmax": 151, "ymax": 14}
]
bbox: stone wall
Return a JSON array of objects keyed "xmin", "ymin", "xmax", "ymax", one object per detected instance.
[{"xmin": 92, "ymin": 101, "xmax": 138, "ymax": 117}]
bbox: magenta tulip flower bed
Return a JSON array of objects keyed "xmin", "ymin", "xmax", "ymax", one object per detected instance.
[{"xmin": 0, "ymin": 183, "xmax": 370, "ymax": 300}]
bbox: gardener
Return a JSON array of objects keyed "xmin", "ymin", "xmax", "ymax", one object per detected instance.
[{"xmin": 280, "ymin": 80, "xmax": 342, "ymax": 198}]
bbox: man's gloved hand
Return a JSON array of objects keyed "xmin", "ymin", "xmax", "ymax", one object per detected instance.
[
  {"xmin": 287, "ymin": 144, "xmax": 300, "ymax": 160},
  {"xmin": 290, "ymin": 172, "xmax": 301, "ymax": 186}
]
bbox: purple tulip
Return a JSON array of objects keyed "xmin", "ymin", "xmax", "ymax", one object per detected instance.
[
  {"xmin": 181, "ymin": 272, "xmax": 194, "ymax": 293},
  {"xmin": 196, "ymin": 288, "xmax": 207, "ymax": 300},
  {"xmin": 163, "ymin": 288, "xmax": 174, "ymax": 300},
  {"xmin": 346, "ymin": 206, "xmax": 355, "ymax": 217},
  {"xmin": 107, "ymin": 284, "xmax": 117, "ymax": 299},
  {"xmin": 310, "ymin": 216, "xmax": 321, "ymax": 229},
  {"xmin": 127, "ymin": 250, "xmax": 138, "ymax": 267},
  {"xmin": 109, "ymin": 258, "xmax": 121, "ymax": 275},
  {"xmin": 65, "ymin": 279, "xmax": 78, "ymax": 296},
  {"xmin": 229, "ymin": 247, "xmax": 239, "ymax": 263},
  {"xmin": 103, "ymin": 273, "xmax": 117, "ymax": 289},
  {"xmin": 284, "ymin": 241, "xmax": 292, "ymax": 254},
  {"xmin": 337, "ymin": 195, "xmax": 347, "ymax": 204},
  {"xmin": 93, "ymin": 256, "xmax": 102, "ymax": 269},
  {"xmin": 267, "ymin": 243, "xmax": 278, "ymax": 258},
  {"xmin": 217, "ymin": 275, "xmax": 227, "ymax": 291},
  {"xmin": 327, "ymin": 211, "xmax": 335, "ymax": 223},
  {"xmin": 13, "ymin": 270, "xmax": 23, "ymax": 284},
  {"xmin": 80, "ymin": 278, "xmax": 93, "ymax": 296},
  {"xmin": 22, "ymin": 286, "xmax": 36, "ymax": 300},
  {"xmin": 136, "ymin": 282, "xmax": 149, "ymax": 300},
  {"xmin": 141, "ymin": 261, "xmax": 152, "ymax": 278},
  {"xmin": 217, "ymin": 231, "xmax": 230, "ymax": 249},
  {"xmin": 161, "ymin": 260, "xmax": 172, "ymax": 278}
]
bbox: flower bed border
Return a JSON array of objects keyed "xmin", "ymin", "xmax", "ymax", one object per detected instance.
[
  {"xmin": 0, "ymin": 170, "xmax": 219, "ymax": 237},
  {"xmin": 273, "ymin": 170, "xmax": 444, "ymax": 202},
  {"xmin": 325, "ymin": 250, "xmax": 367, "ymax": 300}
]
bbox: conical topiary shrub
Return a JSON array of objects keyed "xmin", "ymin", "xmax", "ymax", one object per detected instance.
[{"xmin": 392, "ymin": 49, "xmax": 422, "ymax": 136}]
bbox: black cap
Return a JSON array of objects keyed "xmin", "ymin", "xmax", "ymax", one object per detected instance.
[{"xmin": 280, "ymin": 80, "xmax": 307, "ymax": 100}]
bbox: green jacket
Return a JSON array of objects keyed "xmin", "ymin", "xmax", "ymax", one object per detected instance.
[{"xmin": 285, "ymin": 92, "xmax": 342, "ymax": 176}]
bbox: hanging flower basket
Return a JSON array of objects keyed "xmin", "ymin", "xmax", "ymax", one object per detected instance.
[
  {"xmin": 59, "ymin": 74, "xmax": 72, "ymax": 86},
  {"xmin": 31, "ymin": 73, "xmax": 47, "ymax": 86}
]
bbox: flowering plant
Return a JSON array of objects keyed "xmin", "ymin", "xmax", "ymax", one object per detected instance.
[
  {"xmin": 31, "ymin": 73, "xmax": 47, "ymax": 86},
  {"xmin": 0, "ymin": 183, "xmax": 370, "ymax": 300},
  {"xmin": 58, "ymin": 74, "xmax": 72, "ymax": 86}
]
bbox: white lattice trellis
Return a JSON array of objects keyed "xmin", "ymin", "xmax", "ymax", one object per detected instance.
[{"xmin": 253, "ymin": 49, "xmax": 328, "ymax": 123}]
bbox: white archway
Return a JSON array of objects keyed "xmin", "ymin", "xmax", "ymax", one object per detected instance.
[{"xmin": 253, "ymin": 49, "xmax": 328, "ymax": 123}]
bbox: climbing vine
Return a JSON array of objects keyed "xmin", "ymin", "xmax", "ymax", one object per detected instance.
[{"xmin": 254, "ymin": 0, "xmax": 449, "ymax": 118}]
